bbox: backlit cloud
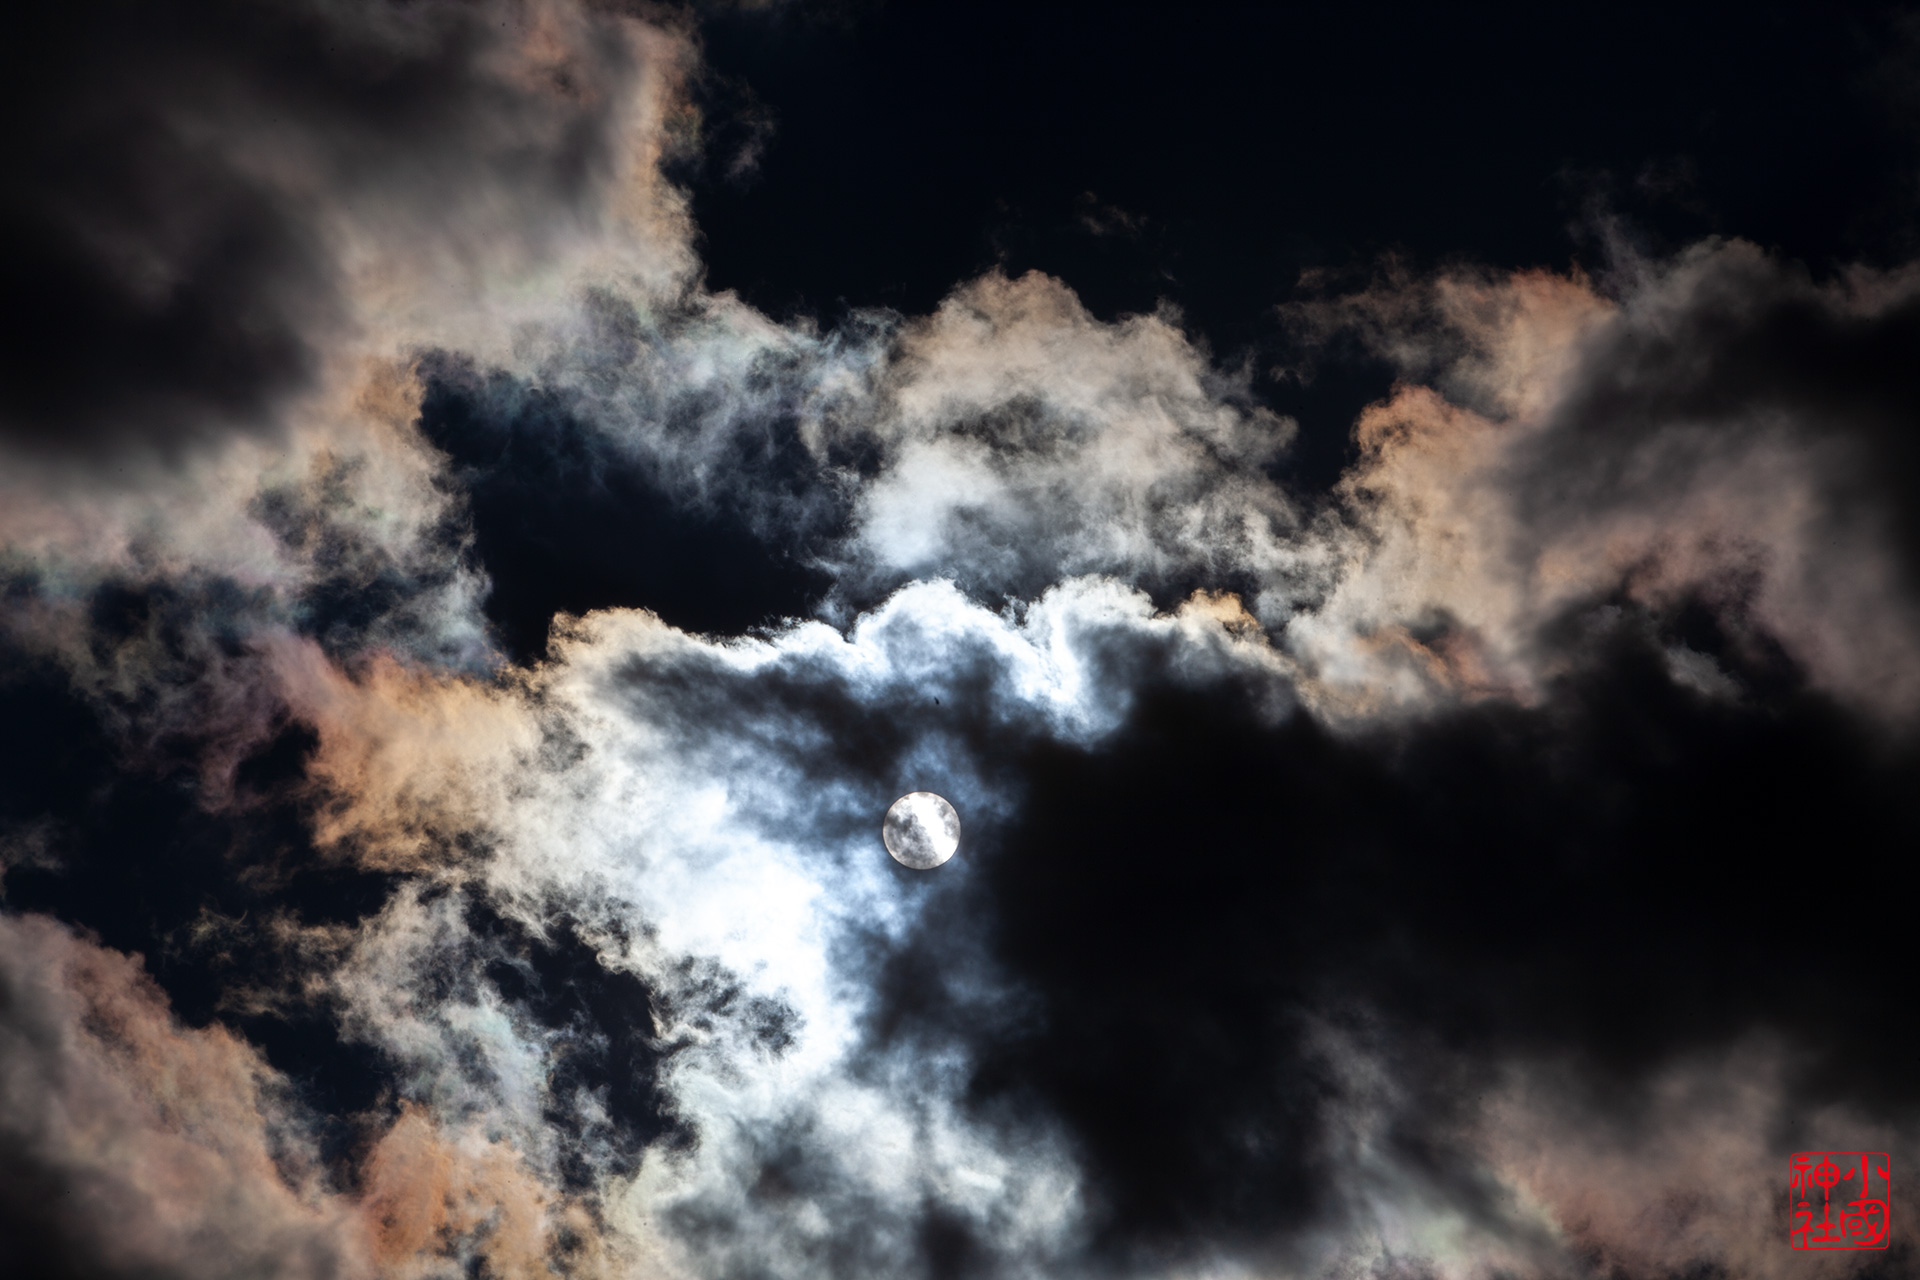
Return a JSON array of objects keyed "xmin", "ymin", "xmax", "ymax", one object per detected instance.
[{"xmin": 2, "ymin": 5, "xmax": 1916, "ymax": 1279}]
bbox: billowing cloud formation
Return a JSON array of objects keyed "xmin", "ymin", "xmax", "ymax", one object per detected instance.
[
  {"xmin": 0, "ymin": 0, "xmax": 691, "ymax": 464},
  {"xmin": 3, "ymin": 5, "xmax": 1918, "ymax": 1280},
  {"xmin": 1288, "ymin": 248, "xmax": 1920, "ymax": 718},
  {"xmin": 0, "ymin": 914, "xmax": 364, "ymax": 1280}
]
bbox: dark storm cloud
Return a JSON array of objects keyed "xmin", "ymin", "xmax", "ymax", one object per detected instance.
[
  {"xmin": 0, "ymin": 0, "xmax": 643, "ymax": 459},
  {"xmin": 808, "ymin": 247, "xmax": 1920, "ymax": 1272},
  {"xmin": 863, "ymin": 601, "xmax": 1920, "ymax": 1266},
  {"xmin": 1515, "ymin": 243, "xmax": 1920, "ymax": 594}
]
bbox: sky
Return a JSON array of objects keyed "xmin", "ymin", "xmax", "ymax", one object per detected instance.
[{"xmin": 1, "ymin": 3, "xmax": 1919, "ymax": 1279}]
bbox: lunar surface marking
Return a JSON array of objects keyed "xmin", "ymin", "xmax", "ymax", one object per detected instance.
[{"xmin": 883, "ymin": 792, "xmax": 960, "ymax": 869}]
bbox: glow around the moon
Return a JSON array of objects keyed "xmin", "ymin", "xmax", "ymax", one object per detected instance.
[{"xmin": 883, "ymin": 792, "xmax": 961, "ymax": 869}]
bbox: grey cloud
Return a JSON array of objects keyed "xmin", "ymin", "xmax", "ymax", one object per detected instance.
[
  {"xmin": 309, "ymin": 583, "xmax": 1286, "ymax": 1278},
  {"xmin": 12, "ymin": 219, "xmax": 1920, "ymax": 1280},
  {"xmin": 6, "ymin": 12, "xmax": 1920, "ymax": 1276},
  {"xmin": 470, "ymin": 267, "xmax": 1317, "ymax": 640},
  {"xmin": 1283, "ymin": 243, "xmax": 1920, "ymax": 719},
  {"xmin": 0, "ymin": 0, "xmax": 664, "ymax": 464},
  {"xmin": 0, "ymin": 914, "xmax": 366, "ymax": 1280}
]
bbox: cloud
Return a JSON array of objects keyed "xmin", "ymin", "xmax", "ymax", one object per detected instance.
[
  {"xmin": 0, "ymin": 914, "xmax": 367, "ymax": 1280},
  {"xmin": 235, "ymin": 553, "xmax": 1917, "ymax": 1277},
  {"xmin": 3, "ymin": 6, "xmax": 1920, "ymax": 1279},
  {"xmin": 1475, "ymin": 1041, "xmax": 1918, "ymax": 1280},
  {"xmin": 835, "ymin": 272, "xmax": 1305, "ymax": 608},
  {"xmin": 0, "ymin": 0, "xmax": 693, "ymax": 468},
  {"xmin": 1287, "ymin": 243, "xmax": 1920, "ymax": 719},
  {"xmin": 227, "ymin": 577, "xmax": 1307, "ymax": 1279}
]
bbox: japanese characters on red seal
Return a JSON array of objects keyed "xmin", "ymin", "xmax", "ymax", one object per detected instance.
[{"xmin": 1789, "ymin": 1152, "xmax": 1889, "ymax": 1250}]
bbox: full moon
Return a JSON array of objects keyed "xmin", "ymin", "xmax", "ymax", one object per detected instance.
[{"xmin": 882, "ymin": 792, "xmax": 960, "ymax": 869}]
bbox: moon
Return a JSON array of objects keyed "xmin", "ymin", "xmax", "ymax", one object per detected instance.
[{"xmin": 883, "ymin": 792, "xmax": 960, "ymax": 869}]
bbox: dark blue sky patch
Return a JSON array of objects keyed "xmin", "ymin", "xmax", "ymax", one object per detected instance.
[{"xmin": 416, "ymin": 356, "xmax": 837, "ymax": 662}]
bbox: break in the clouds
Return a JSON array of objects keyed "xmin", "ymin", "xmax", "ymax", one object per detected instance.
[{"xmin": 2, "ymin": 4, "xmax": 1918, "ymax": 1280}]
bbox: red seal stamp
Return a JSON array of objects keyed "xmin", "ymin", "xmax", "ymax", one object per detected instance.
[{"xmin": 1789, "ymin": 1152, "xmax": 1890, "ymax": 1250}]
